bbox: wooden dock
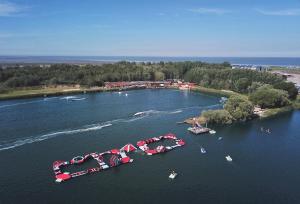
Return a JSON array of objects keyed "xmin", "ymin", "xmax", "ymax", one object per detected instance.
[{"xmin": 188, "ymin": 127, "xmax": 210, "ymax": 134}]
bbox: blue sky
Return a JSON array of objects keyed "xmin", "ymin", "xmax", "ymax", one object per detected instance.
[{"xmin": 0, "ymin": 0, "xmax": 300, "ymax": 57}]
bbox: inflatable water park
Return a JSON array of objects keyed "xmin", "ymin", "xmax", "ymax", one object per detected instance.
[{"xmin": 52, "ymin": 133, "xmax": 185, "ymax": 183}]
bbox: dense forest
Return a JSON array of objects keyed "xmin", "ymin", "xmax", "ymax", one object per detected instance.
[
  {"xmin": 0, "ymin": 61, "xmax": 297, "ymax": 99},
  {"xmin": 0, "ymin": 61, "xmax": 230, "ymax": 89}
]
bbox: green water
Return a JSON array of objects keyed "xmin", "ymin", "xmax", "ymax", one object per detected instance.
[{"xmin": 0, "ymin": 89, "xmax": 299, "ymax": 203}]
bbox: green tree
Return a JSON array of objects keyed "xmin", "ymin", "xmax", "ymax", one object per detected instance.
[
  {"xmin": 249, "ymin": 85, "xmax": 291, "ymax": 108},
  {"xmin": 202, "ymin": 109, "xmax": 233, "ymax": 124},
  {"xmin": 273, "ymin": 82, "xmax": 298, "ymax": 100},
  {"xmin": 224, "ymin": 95, "xmax": 254, "ymax": 121},
  {"xmin": 154, "ymin": 71, "xmax": 165, "ymax": 81},
  {"xmin": 234, "ymin": 78, "xmax": 251, "ymax": 93},
  {"xmin": 248, "ymin": 82, "xmax": 264, "ymax": 93}
]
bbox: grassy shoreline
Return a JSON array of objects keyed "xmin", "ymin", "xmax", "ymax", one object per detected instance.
[
  {"xmin": 0, "ymin": 84, "xmax": 240, "ymax": 101},
  {"xmin": 0, "ymin": 86, "xmax": 145, "ymax": 100}
]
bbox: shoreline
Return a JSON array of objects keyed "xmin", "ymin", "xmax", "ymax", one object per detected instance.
[
  {"xmin": 1, "ymin": 85, "xmax": 298, "ymax": 121},
  {"xmin": 0, "ymin": 84, "xmax": 234, "ymax": 101},
  {"xmin": 0, "ymin": 86, "xmax": 146, "ymax": 101}
]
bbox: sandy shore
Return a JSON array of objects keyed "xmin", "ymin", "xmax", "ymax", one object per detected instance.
[{"xmin": 272, "ymin": 71, "xmax": 300, "ymax": 87}]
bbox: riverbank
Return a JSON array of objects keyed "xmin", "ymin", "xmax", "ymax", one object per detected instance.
[
  {"xmin": 0, "ymin": 86, "xmax": 145, "ymax": 100},
  {"xmin": 0, "ymin": 83, "xmax": 242, "ymax": 101}
]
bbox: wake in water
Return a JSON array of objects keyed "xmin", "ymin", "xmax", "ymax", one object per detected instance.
[
  {"xmin": 0, "ymin": 123, "xmax": 112, "ymax": 151},
  {"xmin": 0, "ymin": 98, "xmax": 56, "ymax": 109},
  {"xmin": 0, "ymin": 96, "xmax": 87, "ymax": 109},
  {"xmin": 132, "ymin": 104, "xmax": 220, "ymax": 117},
  {"xmin": 0, "ymin": 103, "xmax": 221, "ymax": 151},
  {"xmin": 60, "ymin": 96, "xmax": 86, "ymax": 101}
]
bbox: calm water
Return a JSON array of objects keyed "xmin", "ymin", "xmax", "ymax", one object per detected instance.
[
  {"xmin": 1, "ymin": 56, "xmax": 300, "ymax": 66},
  {"xmin": 0, "ymin": 89, "xmax": 299, "ymax": 204}
]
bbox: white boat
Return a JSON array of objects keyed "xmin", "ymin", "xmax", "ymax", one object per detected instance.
[
  {"xmin": 218, "ymin": 137, "xmax": 223, "ymax": 140},
  {"xmin": 200, "ymin": 147, "xmax": 206, "ymax": 154},
  {"xmin": 133, "ymin": 112, "xmax": 145, "ymax": 116},
  {"xmin": 71, "ymin": 97, "xmax": 86, "ymax": 101},
  {"xmin": 169, "ymin": 172, "xmax": 178, "ymax": 179},
  {"xmin": 225, "ymin": 155, "xmax": 233, "ymax": 162},
  {"xmin": 61, "ymin": 96, "xmax": 77, "ymax": 100},
  {"xmin": 209, "ymin": 130, "xmax": 216, "ymax": 134},
  {"xmin": 125, "ymin": 93, "xmax": 128, "ymax": 96},
  {"xmin": 118, "ymin": 92, "xmax": 122, "ymax": 94}
]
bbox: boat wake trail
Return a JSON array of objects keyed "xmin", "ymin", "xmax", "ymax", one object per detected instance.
[
  {"xmin": 132, "ymin": 104, "xmax": 220, "ymax": 117},
  {"xmin": 0, "ymin": 96, "xmax": 87, "ymax": 109},
  {"xmin": 0, "ymin": 103, "xmax": 220, "ymax": 151},
  {"xmin": 132, "ymin": 109, "xmax": 183, "ymax": 117},
  {"xmin": 0, "ymin": 97, "xmax": 62, "ymax": 109},
  {"xmin": 0, "ymin": 99, "xmax": 49, "ymax": 109},
  {"xmin": 0, "ymin": 123, "xmax": 112, "ymax": 151}
]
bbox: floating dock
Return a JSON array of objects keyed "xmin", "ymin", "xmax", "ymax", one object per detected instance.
[{"xmin": 188, "ymin": 127, "xmax": 210, "ymax": 134}]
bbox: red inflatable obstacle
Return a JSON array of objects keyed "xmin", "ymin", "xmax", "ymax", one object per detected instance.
[
  {"xmin": 53, "ymin": 148, "xmax": 133, "ymax": 183},
  {"xmin": 136, "ymin": 133, "xmax": 185, "ymax": 155},
  {"xmin": 52, "ymin": 133, "xmax": 185, "ymax": 183},
  {"xmin": 120, "ymin": 144, "xmax": 137, "ymax": 153}
]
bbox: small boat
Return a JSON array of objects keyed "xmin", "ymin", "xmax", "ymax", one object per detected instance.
[
  {"xmin": 118, "ymin": 92, "xmax": 122, "ymax": 94},
  {"xmin": 133, "ymin": 112, "xmax": 145, "ymax": 116},
  {"xmin": 71, "ymin": 97, "xmax": 86, "ymax": 101},
  {"xmin": 125, "ymin": 93, "xmax": 128, "ymax": 96},
  {"xmin": 200, "ymin": 147, "xmax": 206, "ymax": 154},
  {"xmin": 61, "ymin": 96, "xmax": 77, "ymax": 100},
  {"xmin": 169, "ymin": 171, "xmax": 178, "ymax": 179},
  {"xmin": 218, "ymin": 137, "xmax": 223, "ymax": 140},
  {"xmin": 225, "ymin": 155, "xmax": 232, "ymax": 162},
  {"xmin": 209, "ymin": 130, "xmax": 216, "ymax": 134}
]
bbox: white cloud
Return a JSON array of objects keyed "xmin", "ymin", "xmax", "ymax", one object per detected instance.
[
  {"xmin": 256, "ymin": 8, "xmax": 300, "ymax": 16},
  {"xmin": 0, "ymin": 1, "xmax": 26, "ymax": 16},
  {"xmin": 188, "ymin": 8, "xmax": 231, "ymax": 15}
]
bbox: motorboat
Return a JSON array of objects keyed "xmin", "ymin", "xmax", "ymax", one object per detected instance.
[
  {"xmin": 70, "ymin": 97, "xmax": 86, "ymax": 101},
  {"xmin": 133, "ymin": 112, "xmax": 145, "ymax": 116},
  {"xmin": 225, "ymin": 155, "xmax": 233, "ymax": 162},
  {"xmin": 218, "ymin": 137, "xmax": 223, "ymax": 140},
  {"xmin": 209, "ymin": 130, "xmax": 216, "ymax": 134},
  {"xmin": 169, "ymin": 171, "xmax": 178, "ymax": 179},
  {"xmin": 200, "ymin": 147, "xmax": 206, "ymax": 154}
]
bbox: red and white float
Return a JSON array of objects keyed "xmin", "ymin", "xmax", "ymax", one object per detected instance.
[
  {"xmin": 136, "ymin": 133, "xmax": 185, "ymax": 155},
  {"xmin": 52, "ymin": 133, "xmax": 185, "ymax": 183}
]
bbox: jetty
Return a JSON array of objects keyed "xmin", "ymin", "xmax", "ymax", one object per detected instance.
[
  {"xmin": 188, "ymin": 127, "xmax": 210, "ymax": 134},
  {"xmin": 187, "ymin": 118, "xmax": 214, "ymax": 135}
]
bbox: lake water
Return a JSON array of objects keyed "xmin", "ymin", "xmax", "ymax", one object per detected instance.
[{"xmin": 0, "ymin": 89, "xmax": 299, "ymax": 204}]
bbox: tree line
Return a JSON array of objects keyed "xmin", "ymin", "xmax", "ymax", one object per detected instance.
[
  {"xmin": 0, "ymin": 61, "xmax": 297, "ymax": 100},
  {"xmin": 0, "ymin": 61, "xmax": 230, "ymax": 90}
]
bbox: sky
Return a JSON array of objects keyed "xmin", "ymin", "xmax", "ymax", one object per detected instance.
[{"xmin": 0, "ymin": 0, "xmax": 300, "ymax": 57}]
